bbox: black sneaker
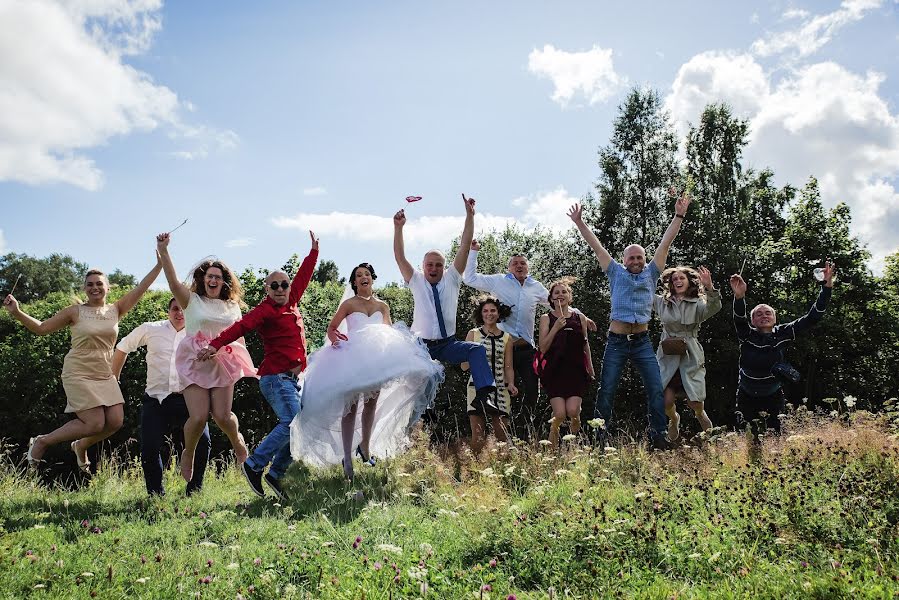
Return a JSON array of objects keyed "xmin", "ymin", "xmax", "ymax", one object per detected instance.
[
  {"xmin": 264, "ymin": 473, "xmax": 289, "ymax": 502},
  {"xmin": 242, "ymin": 462, "xmax": 265, "ymax": 497}
]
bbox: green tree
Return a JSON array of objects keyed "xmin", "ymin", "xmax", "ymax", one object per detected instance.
[
  {"xmin": 313, "ymin": 259, "xmax": 345, "ymax": 286},
  {"xmin": 0, "ymin": 252, "xmax": 89, "ymax": 303},
  {"xmin": 107, "ymin": 269, "xmax": 137, "ymax": 288}
]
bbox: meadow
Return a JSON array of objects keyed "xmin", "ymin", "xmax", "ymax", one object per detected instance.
[{"xmin": 1, "ymin": 407, "xmax": 897, "ymax": 599}]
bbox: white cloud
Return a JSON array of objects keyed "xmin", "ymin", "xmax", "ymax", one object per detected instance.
[
  {"xmin": 665, "ymin": 53, "xmax": 899, "ymax": 272},
  {"xmin": 0, "ymin": 229, "xmax": 6, "ymax": 254},
  {"xmin": 752, "ymin": 0, "xmax": 882, "ymax": 58},
  {"xmin": 225, "ymin": 237, "xmax": 255, "ymax": 248},
  {"xmin": 511, "ymin": 187, "xmax": 581, "ymax": 232},
  {"xmin": 169, "ymin": 126, "xmax": 239, "ymax": 160},
  {"xmin": 782, "ymin": 8, "xmax": 810, "ymax": 20},
  {"xmin": 527, "ymin": 44, "xmax": 625, "ymax": 107},
  {"xmin": 303, "ymin": 186, "xmax": 327, "ymax": 196},
  {"xmin": 0, "ymin": 0, "xmax": 235, "ymax": 190},
  {"xmin": 750, "ymin": 13, "xmax": 760, "ymax": 24}
]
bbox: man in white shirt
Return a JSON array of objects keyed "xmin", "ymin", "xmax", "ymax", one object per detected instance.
[
  {"xmin": 112, "ymin": 298, "xmax": 210, "ymax": 496},
  {"xmin": 393, "ymin": 195, "xmax": 498, "ymax": 414}
]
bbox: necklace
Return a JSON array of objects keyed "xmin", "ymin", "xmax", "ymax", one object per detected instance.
[{"xmin": 357, "ymin": 294, "xmax": 373, "ymax": 301}]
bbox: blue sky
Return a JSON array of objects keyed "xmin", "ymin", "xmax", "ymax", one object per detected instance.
[{"xmin": 1, "ymin": 0, "xmax": 897, "ymax": 286}]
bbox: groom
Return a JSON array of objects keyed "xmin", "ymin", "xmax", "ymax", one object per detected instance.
[{"xmin": 393, "ymin": 195, "xmax": 498, "ymax": 413}]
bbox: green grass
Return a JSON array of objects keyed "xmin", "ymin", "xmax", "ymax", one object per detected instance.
[{"xmin": 1, "ymin": 412, "xmax": 898, "ymax": 599}]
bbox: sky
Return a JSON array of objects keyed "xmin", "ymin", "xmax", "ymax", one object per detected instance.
[{"xmin": 1, "ymin": 0, "xmax": 897, "ymax": 287}]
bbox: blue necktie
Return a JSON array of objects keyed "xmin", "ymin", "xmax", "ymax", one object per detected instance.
[{"xmin": 430, "ymin": 282, "xmax": 448, "ymax": 339}]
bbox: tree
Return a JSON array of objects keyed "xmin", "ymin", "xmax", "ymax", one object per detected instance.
[
  {"xmin": 0, "ymin": 252, "xmax": 88, "ymax": 303},
  {"xmin": 107, "ymin": 269, "xmax": 137, "ymax": 288},
  {"xmin": 313, "ymin": 259, "xmax": 345, "ymax": 286}
]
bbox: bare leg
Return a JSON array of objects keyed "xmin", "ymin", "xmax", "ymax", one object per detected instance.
[
  {"xmin": 469, "ymin": 415, "xmax": 487, "ymax": 455},
  {"xmin": 29, "ymin": 407, "xmax": 106, "ymax": 462},
  {"xmin": 73, "ymin": 404, "xmax": 125, "ymax": 464},
  {"xmin": 664, "ymin": 387, "xmax": 680, "ymax": 441},
  {"xmin": 181, "ymin": 385, "xmax": 212, "ymax": 481},
  {"xmin": 566, "ymin": 397, "xmax": 583, "ymax": 436},
  {"xmin": 549, "ymin": 397, "xmax": 566, "ymax": 448},
  {"xmin": 359, "ymin": 391, "xmax": 379, "ymax": 459},
  {"xmin": 209, "ymin": 385, "xmax": 246, "ymax": 463},
  {"xmin": 688, "ymin": 399, "xmax": 713, "ymax": 432},
  {"xmin": 341, "ymin": 400, "xmax": 358, "ymax": 480},
  {"xmin": 491, "ymin": 415, "xmax": 510, "ymax": 444}
]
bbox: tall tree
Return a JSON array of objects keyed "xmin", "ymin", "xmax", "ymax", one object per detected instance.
[
  {"xmin": 312, "ymin": 259, "xmax": 345, "ymax": 286},
  {"xmin": 0, "ymin": 252, "xmax": 89, "ymax": 303}
]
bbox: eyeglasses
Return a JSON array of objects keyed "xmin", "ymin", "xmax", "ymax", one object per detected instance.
[
  {"xmin": 269, "ymin": 281, "xmax": 289, "ymax": 290},
  {"xmin": 205, "ymin": 274, "xmax": 223, "ymax": 280}
]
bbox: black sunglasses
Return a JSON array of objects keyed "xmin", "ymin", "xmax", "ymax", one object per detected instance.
[{"xmin": 269, "ymin": 281, "xmax": 289, "ymax": 290}]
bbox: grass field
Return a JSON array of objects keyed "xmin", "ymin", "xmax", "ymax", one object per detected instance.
[{"xmin": 1, "ymin": 409, "xmax": 898, "ymax": 599}]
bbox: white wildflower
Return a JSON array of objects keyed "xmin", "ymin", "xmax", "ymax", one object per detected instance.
[{"xmin": 377, "ymin": 543, "xmax": 403, "ymax": 555}]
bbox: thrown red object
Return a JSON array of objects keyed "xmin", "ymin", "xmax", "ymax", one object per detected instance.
[{"xmin": 405, "ymin": 196, "xmax": 422, "ymax": 203}]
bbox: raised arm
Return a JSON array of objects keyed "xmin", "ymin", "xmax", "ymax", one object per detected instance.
[
  {"xmin": 393, "ymin": 209, "xmax": 415, "ymax": 284},
  {"xmin": 452, "ymin": 194, "xmax": 476, "ymax": 275},
  {"xmin": 2, "ymin": 295, "xmax": 77, "ymax": 336},
  {"xmin": 653, "ymin": 190, "xmax": 691, "ymax": 271},
  {"xmin": 695, "ymin": 266, "xmax": 722, "ymax": 321},
  {"xmin": 567, "ymin": 203, "xmax": 612, "ymax": 272},
  {"xmin": 114, "ymin": 256, "xmax": 163, "ymax": 316},
  {"xmin": 462, "ymin": 240, "xmax": 502, "ymax": 292},
  {"xmin": 729, "ymin": 274, "xmax": 751, "ymax": 341},
  {"xmin": 783, "ymin": 261, "xmax": 835, "ymax": 335},
  {"xmin": 289, "ymin": 231, "xmax": 320, "ymax": 303},
  {"xmin": 156, "ymin": 233, "xmax": 191, "ymax": 309}
]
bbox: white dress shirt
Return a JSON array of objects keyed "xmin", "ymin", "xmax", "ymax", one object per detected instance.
[
  {"xmin": 409, "ymin": 266, "xmax": 463, "ymax": 339},
  {"xmin": 116, "ymin": 320, "xmax": 186, "ymax": 402},
  {"xmin": 463, "ymin": 250, "xmax": 550, "ymax": 347}
]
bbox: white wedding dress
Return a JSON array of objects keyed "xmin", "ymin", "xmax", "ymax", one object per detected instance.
[{"xmin": 290, "ymin": 312, "xmax": 444, "ymax": 467}]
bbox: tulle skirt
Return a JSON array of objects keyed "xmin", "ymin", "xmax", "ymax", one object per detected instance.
[
  {"xmin": 175, "ymin": 332, "xmax": 257, "ymax": 390},
  {"xmin": 290, "ymin": 322, "xmax": 444, "ymax": 467}
]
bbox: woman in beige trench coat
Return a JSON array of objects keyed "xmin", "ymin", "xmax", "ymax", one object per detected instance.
[{"xmin": 653, "ymin": 266, "xmax": 721, "ymax": 441}]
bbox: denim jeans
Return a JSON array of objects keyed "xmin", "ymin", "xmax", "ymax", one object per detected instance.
[
  {"xmin": 247, "ymin": 372, "xmax": 301, "ymax": 480},
  {"xmin": 427, "ymin": 338, "xmax": 495, "ymax": 390},
  {"xmin": 594, "ymin": 334, "xmax": 667, "ymax": 440},
  {"xmin": 140, "ymin": 393, "xmax": 210, "ymax": 496}
]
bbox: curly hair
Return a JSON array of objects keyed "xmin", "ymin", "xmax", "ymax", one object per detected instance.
[
  {"xmin": 349, "ymin": 263, "xmax": 377, "ymax": 294},
  {"xmin": 471, "ymin": 295, "xmax": 512, "ymax": 326},
  {"xmin": 190, "ymin": 259, "xmax": 244, "ymax": 306},
  {"xmin": 546, "ymin": 276, "xmax": 577, "ymax": 303},
  {"xmin": 660, "ymin": 266, "xmax": 703, "ymax": 303}
]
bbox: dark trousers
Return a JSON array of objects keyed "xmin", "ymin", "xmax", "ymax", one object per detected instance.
[
  {"xmin": 511, "ymin": 343, "xmax": 541, "ymax": 439},
  {"xmin": 735, "ymin": 388, "xmax": 786, "ymax": 438},
  {"xmin": 140, "ymin": 393, "xmax": 210, "ymax": 496}
]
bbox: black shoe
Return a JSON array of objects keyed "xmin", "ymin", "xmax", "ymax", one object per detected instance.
[
  {"xmin": 242, "ymin": 462, "xmax": 265, "ymax": 497},
  {"xmin": 264, "ymin": 474, "xmax": 289, "ymax": 502},
  {"xmin": 474, "ymin": 386, "xmax": 501, "ymax": 415},
  {"xmin": 651, "ymin": 436, "xmax": 674, "ymax": 451},
  {"xmin": 356, "ymin": 445, "xmax": 376, "ymax": 466}
]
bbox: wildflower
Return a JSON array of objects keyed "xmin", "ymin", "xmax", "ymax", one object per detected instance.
[
  {"xmin": 198, "ymin": 511, "xmax": 207, "ymax": 519},
  {"xmin": 562, "ymin": 434, "xmax": 576, "ymax": 442},
  {"xmin": 81, "ymin": 519, "xmax": 90, "ymax": 528},
  {"xmin": 603, "ymin": 446, "xmax": 617, "ymax": 453},
  {"xmin": 140, "ymin": 555, "xmax": 147, "ymax": 564},
  {"xmin": 508, "ymin": 596, "xmax": 518, "ymax": 600},
  {"xmin": 135, "ymin": 577, "xmax": 148, "ymax": 584},
  {"xmin": 538, "ymin": 439, "xmax": 552, "ymax": 446},
  {"xmin": 206, "ymin": 559, "xmax": 214, "ymax": 568},
  {"xmin": 226, "ymin": 563, "xmax": 239, "ymax": 570},
  {"xmin": 634, "ymin": 492, "xmax": 648, "ymax": 499},
  {"xmin": 373, "ymin": 562, "xmax": 382, "ymax": 571},
  {"xmin": 844, "ymin": 396, "xmax": 857, "ymax": 408},
  {"xmin": 33, "ymin": 584, "xmax": 46, "ymax": 589},
  {"xmin": 253, "ymin": 558, "xmax": 262, "ymax": 566},
  {"xmin": 587, "ymin": 418, "xmax": 605, "ymax": 429},
  {"xmin": 199, "ymin": 541, "xmax": 217, "ymax": 548},
  {"xmin": 688, "ymin": 553, "xmax": 702, "ymax": 559},
  {"xmin": 801, "ymin": 397, "xmax": 808, "ymax": 404},
  {"xmin": 352, "ymin": 536, "xmax": 362, "ymax": 549},
  {"xmin": 81, "ymin": 572, "xmax": 95, "ymax": 578},
  {"xmin": 482, "ymin": 584, "xmax": 492, "ymax": 591},
  {"xmin": 155, "ymin": 553, "xmax": 163, "ymax": 562},
  {"xmin": 489, "ymin": 558, "xmax": 497, "ymax": 567},
  {"xmin": 377, "ymin": 543, "xmax": 403, "ymax": 555},
  {"xmin": 419, "ymin": 542, "xmax": 434, "ymax": 557}
]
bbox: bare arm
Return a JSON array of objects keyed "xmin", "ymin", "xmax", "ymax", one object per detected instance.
[
  {"xmin": 326, "ymin": 300, "xmax": 352, "ymax": 345},
  {"xmin": 503, "ymin": 336, "xmax": 518, "ymax": 396},
  {"xmin": 567, "ymin": 203, "xmax": 612, "ymax": 272},
  {"xmin": 156, "ymin": 233, "xmax": 191, "ymax": 309},
  {"xmin": 393, "ymin": 210, "xmax": 415, "ymax": 284},
  {"xmin": 115, "ymin": 257, "xmax": 163, "ymax": 316},
  {"xmin": 111, "ymin": 349, "xmax": 128, "ymax": 380},
  {"xmin": 452, "ymin": 194, "xmax": 476, "ymax": 275},
  {"xmin": 380, "ymin": 300, "xmax": 393, "ymax": 327},
  {"xmin": 580, "ymin": 312, "xmax": 594, "ymax": 379},
  {"xmin": 3, "ymin": 296, "xmax": 77, "ymax": 335},
  {"xmin": 460, "ymin": 329, "xmax": 475, "ymax": 371},
  {"xmin": 538, "ymin": 309, "xmax": 568, "ymax": 355},
  {"xmin": 653, "ymin": 190, "xmax": 691, "ymax": 271}
]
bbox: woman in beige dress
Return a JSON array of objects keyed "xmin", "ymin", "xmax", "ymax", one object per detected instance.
[
  {"xmin": 653, "ymin": 266, "xmax": 721, "ymax": 441},
  {"xmin": 3, "ymin": 261, "xmax": 162, "ymax": 469}
]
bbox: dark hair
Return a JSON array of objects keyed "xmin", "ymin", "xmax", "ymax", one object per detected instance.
[
  {"xmin": 546, "ymin": 276, "xmax": 576, "ymax": 303},
  {"xmin": 350, "ymin": 263, "xmax": 377, "ymax": 294},
  {"xmin": 190, "ymin": 259, "xmax": 244, "ymax": 305},
  {"xmin": 167, "ymin": 297, "xmax": 179, "ymax": 310},
  {"xmin": 660, "ymin": 266, "xmax": 703, "ymax": 302},
  {"xmin": 471, "ymin": 295, "xmax": 512, "ymax": 326}
]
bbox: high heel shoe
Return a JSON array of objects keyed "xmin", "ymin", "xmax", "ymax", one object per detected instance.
[{"xmin": 355, "ymin": 445, "xmax": 375, "ymax": 466}]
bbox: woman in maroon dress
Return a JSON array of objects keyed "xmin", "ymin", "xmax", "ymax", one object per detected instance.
[{"xmin": 538, "ymin": 277, "xmax": 594, "ymax": 448}]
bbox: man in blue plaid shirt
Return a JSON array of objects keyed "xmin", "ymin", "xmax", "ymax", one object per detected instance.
[{"xmin": 568, "ymin": 192, "xmax": 691, "ymax": 449}]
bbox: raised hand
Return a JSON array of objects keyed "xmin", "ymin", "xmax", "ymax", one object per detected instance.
[
  {"xmin": 2, "ymin": 294, "xmax": 18, "ymax": 313},
  {"xmin": 462, "ymin": 193, "xmax": 476, "ymax": 216},
  {"xmin": 393, "ymin": 209, "xmax": 406, "ymax": 228},
  {"xmin": 471, "ymin": 239, "xmax": 481, "ymax": 252},
  {"xmin": 309, "ymin": 230, "xmax": 319, "ymax": 251},
  {"xmin": 729, "ymin": 274, "xmax": 747, "ymax": 299},
  {"xmin": 822, "ymin": 260, "xmax": 836, "ymax": 287},
  {"xmin": 674, "ymin": 191, "xmax": 691, "ymax": 217},
  {"xmin": 156, "ymin": 232, "xmax": 170, "ymax": 253},
  {"xmin": 698, "ymin": 266, "xmax": 713, "ymax": 290},
  {"xmin": 196, "ymin": 347, "xmax": 217, "ymax": 361},
  {"xmin": 566, "ymin": 203, "xmax": 584, "ymax": 224}
]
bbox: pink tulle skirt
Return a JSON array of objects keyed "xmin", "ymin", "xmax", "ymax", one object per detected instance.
[{"xmin": 176, "ymin": 332, "xmax": 256, "ymax": 390}]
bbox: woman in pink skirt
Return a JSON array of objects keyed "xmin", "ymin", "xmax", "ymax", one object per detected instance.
[{"xmin": 156, "ymin": 233, "xmax": 256, "ymax": 481}]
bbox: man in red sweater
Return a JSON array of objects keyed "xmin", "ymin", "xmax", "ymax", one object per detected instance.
[{"xmin": 198, "ymin": 231, "xmax": 319, "ymax": 501}]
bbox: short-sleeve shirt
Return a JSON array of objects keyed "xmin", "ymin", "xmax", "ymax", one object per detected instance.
[
  {"xmin": 605, "ymin": 259, "xmax": 660, "ymax": 324},
  {"xmin": 409, "ymin": 266, "xmax": 462, "ymax": 339}
]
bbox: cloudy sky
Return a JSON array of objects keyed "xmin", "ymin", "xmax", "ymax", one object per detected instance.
[{"xmin": 1, "ymin": 0, "xmax": 897, "ymax": 286}]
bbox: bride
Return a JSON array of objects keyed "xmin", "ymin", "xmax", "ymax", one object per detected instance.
[{"xmin": 290, "ymin": 262, "xmax": 444, "ymax": 481}]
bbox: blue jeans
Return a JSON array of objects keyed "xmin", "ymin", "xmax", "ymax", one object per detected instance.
[
  {"xmin": 427, "ymin": 338, "xmax": 494, "ymax": 390},
  {"xmin": 247, "ymin": 373, "xmax": 301, "ymax": 479},
  {"xmin": 140, "ymin": 393, "xmax": 210, "ymax": 496},
  {"xmin": 594, "ymin": 334, "xmax": 667, "ymax": 440}
]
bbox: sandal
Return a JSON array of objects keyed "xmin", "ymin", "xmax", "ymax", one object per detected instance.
[
  {"xmin": 27, "ymin": 437, "xmax": 43, "ymax": 468},
  {"xmin": 71, "ymin": 440, "xmax": 90, "ymax": 472}
]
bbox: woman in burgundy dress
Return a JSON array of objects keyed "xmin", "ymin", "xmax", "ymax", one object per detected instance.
[{"xmin": 538, "ymin": 277, "xmax": 594, "ymax": 448}]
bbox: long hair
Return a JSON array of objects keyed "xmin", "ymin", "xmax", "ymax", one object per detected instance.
[
  {"xmin": 189, "ymin": 258, "xmax": 244, "ymax": 307},
  {"xmin": 546, "ymin": 276, "xmax": 577, "ymax": 304},
  {"xmin": 660, "ymin": 266, "xmax": 703, "ymax": 303},
  {"xmin": 471, "ymin": 295, "xmax": 512, "ymax": 326}
]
